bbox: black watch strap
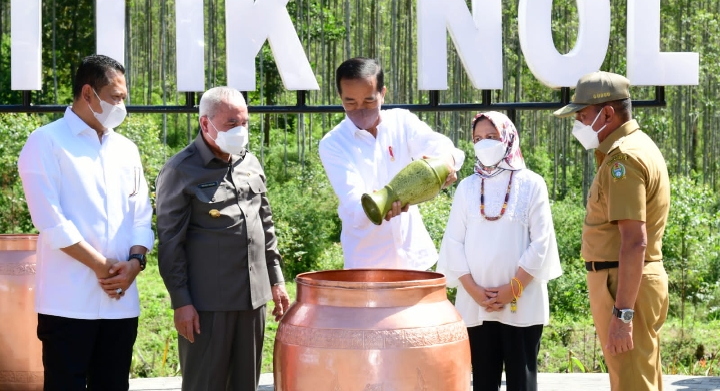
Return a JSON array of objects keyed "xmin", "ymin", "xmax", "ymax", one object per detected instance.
[{"xmin": 129, "ymin": 253, "xmax": 147, "ymax": 271}]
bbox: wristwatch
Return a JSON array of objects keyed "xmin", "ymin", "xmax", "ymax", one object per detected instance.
[
  {"xmin": 128, "ymin": 253, "xmax": 147, "ymax": 271},
  {"xmin": 612, "ymin": 306, "xmax": 634, "ymax": 323}
]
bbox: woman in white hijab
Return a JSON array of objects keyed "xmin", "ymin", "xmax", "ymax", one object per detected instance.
[{"xmin": 437, "ymin": 111, "xmax": 562, "ymax": 391}]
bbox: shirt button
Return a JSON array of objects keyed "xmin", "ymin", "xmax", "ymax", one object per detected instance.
[
  {"xmin": 247, "ymin": 173, "xmax": 251, "ymax": 177},
  {"xmin": 248, "ymin": 237, "xmax": 253, "ymax": 243},
  {"xmin": 249, "ymin": 265, "xmax": 253, "ymax": 271},
  {"xmin": 211, "ymin": 197, "xmax": 215, "ymax": 202}
]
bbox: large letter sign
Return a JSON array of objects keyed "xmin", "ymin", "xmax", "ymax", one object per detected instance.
[
  {"xmin": 627, "ymin": 0, "xmax": 699, "ymax": 85},
  {"xmin": 10, "ymin": 0, "xmax": 41, "ymax": 90},
  {"xmin": 96, "ymin": 0, "xmax": 125, "ymax": 66},
  {"xmin": 6, "ymin": 2, "xmax": 700, "ymax": 93},
  {"xmin": 518, "ymin": 0, "xmax": 611, "ymax": 88},
  {"xmin": 176, "ymin": 0, "xmax": 205, "ymax": 91},
  {"xmin": 225, "ymin": 0, "xmax": 319, "ymax": 91},
  {"xmin": 417, "ymin": 0, "xmax": 503, "ymax": 90}
]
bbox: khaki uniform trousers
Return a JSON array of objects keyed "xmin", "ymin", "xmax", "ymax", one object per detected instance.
[{"xmin": 587, "ymin": 261, "xmax": 669, "ymax": 391}]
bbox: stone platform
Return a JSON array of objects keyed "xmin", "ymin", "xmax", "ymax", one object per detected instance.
[{"xmin": 129, "ymin": 373, "xmax": 720, "ymax": 390}]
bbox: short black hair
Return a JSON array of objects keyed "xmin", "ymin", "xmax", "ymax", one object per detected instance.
[
  {"xmin": 335, "ymin": 57, "xmax": 384, "ymax": 95},
  {"xmin": 594, "ymin": 98, "xmax": 632, "ymax": 122},
  {"xmin": 72, "ymin": 55, "xmax": 125, "ymax": 100}
]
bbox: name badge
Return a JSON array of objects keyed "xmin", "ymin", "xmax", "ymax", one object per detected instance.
[{"xmin": 198, "ymin": 181, "xmax": 219, "ymax": 189}]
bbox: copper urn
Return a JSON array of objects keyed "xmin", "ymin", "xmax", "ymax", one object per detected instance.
[
  {"xmin": 0, "ymin": 234, "xmax": 43, "ymax": 390},
  {"xmin": 273, "ymin": 269, "xmax": 471, "ymax": 390}
]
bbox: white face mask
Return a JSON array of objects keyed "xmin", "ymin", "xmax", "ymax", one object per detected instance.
[
  {"xmin": 208, "ymin": 119, "xmax": 248, "ymax": 155},
  {"xmin": 474, "ymin": 139, "xmax": 507, "ymax": 167},
  {"xmin": 572, "ymin": 109, "xmax": 606, "ymax": 150},
  {"xmin": 89, "ymin": 89, "xmax": 127, "ymax": 129}
]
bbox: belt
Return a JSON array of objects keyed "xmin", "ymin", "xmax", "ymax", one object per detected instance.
[{"xmin": 585, "ymin": 261, "xmax": 619, "ymax": 272}]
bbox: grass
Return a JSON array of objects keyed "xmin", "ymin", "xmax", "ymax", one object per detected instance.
[
  {"xmin": 539, "ymin": 317, "xmax": 720, "ymax": 375},
  {"xmin": 133, "ymin": 255, "xmax": 179, "ymax": 378},
  {"xmin": 133, "ymin": 255, "xmax": 720, "ymax": 378},
  {"xmin": 132, "ymin": 254, "xmax": 302, "ymax": 378}
]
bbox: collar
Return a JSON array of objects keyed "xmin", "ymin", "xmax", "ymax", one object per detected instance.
[
  {"xmin": 194, "ymin": 132, "xmax": 221, "ymax": 166},
  {"xmin": 342, "ymin": 112, "xmax": 384, "ymax": 138},
  {"xmin": 64, "ymin": 106, "xmax": 111, "ymax": 137},
  {"xmin": 598, "ymin": 120, "xmax": 639, "ymax": 154},
  {"xmin": 193, "ymin": 131, "xmax": 245, "ymax": 166}
]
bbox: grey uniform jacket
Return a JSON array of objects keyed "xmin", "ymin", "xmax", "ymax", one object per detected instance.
[{"xmin": 156, "ymin": 133, "xmax": 284, "ymax": 311}]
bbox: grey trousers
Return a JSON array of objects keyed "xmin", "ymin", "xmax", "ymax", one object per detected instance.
[{"xmin": 179, "ymin": 306, "xmax": 266, "ymax": 391}]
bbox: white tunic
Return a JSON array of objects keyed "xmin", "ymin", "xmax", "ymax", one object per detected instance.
[
  {"xmin": 319, "ymin": 109, "xmax": 465, "ymax": 270},
  {"xmin": 18, "ymin": 107, "xmax": 154, "ymax": 320},
  {"xmin": 437, "ymin": 169, "xmax": 562, "ymax": 327}
]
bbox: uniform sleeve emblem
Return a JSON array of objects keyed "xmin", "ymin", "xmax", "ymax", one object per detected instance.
[{"xmin": 611, "ymin": 162, "xmax": 626, "ymax": 181}]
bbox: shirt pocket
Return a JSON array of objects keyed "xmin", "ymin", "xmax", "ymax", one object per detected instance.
[
  {"xmin": 587, "ymin": 179, "xmax": 602, "ymax": 204},
  {"xmin": 585, "ymin": 180, "xmax": 607, "ymax": 226},
  {"xmin": 247, "ymin": 176, "xmax": 267, "ymax": 194},
  {"xmin": 192, "ymin": 185, "xmax": 239, "ymax": 229},
  {"xmin": 233, "ymin": 176, "xmax": 266, "ymax": 219},
  {"xmin": 119, "ymin": 165, "xmax": 142, "ymax": 199}
]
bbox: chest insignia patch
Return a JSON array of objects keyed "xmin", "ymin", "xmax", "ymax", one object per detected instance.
[
  {"xmin": 605, "ymin": 153, "xmax": 628, "ymax": 166},
  {"xmin": 611, "ymin": 162, "xmax": 626, "ymax": 181},
  {"xmin": 209, "ymin": 209, "xmax": 221, "ymax": 218}
]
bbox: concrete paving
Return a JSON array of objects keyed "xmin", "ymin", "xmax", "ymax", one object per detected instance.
[{"xmin": 129, "ymin": 373, "xmax": 720, "ymax": 390}]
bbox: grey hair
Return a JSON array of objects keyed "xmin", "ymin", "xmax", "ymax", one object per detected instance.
[{"xmin": 198, "ymin": 87, "xmax": 246, "ymax": 119}]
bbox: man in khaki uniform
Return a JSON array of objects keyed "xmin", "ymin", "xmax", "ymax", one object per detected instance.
[{"xmin": 554, "ymin": 71, "xmax": 670, "ymax": 391}]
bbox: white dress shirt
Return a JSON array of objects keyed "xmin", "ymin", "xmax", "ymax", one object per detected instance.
[
  {"xmin": 18, "ymin": 107, "xmax": 154, "ymax": 320},
  {"xmin": 319, "ymin": 109, "xmax": 465, "ymax": 270},
  {"xmin": 437, "ymin": 169, "xmax": 562, "ymax": 327}
]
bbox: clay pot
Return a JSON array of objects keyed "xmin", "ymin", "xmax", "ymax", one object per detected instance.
[
  {"xmin": 274, "ymin": 269, "xmax": 470, "ymax": 390},
  {"xmin": 0, "ymin": 234, "xmax": 43, "ymax": 391},
  {"xmin": 361, "ymin": 158, "xmax": 450, "ymax": 225}
]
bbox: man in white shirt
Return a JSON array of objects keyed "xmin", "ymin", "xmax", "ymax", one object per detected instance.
[
  {"xmin": 319, "ymin": 57, "xmax": 465, "ymax": 270},
  {"xmin": 17, "ymin": 54, "xmax": 154, "ymax": 391}
]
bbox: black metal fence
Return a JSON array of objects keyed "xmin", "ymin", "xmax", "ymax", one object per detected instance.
[{"xmin": 0, "ymin": 87, "xmax": 667, "ymax": 121}]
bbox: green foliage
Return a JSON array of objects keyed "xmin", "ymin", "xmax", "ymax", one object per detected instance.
[
  {"xmin": 262, "ymin": 282, "xmax": 298, "ymax": 373},
  {"xmin": 523, "ymin": 145, "xmax": 554, "ymax": 188},
  {"xmin": 0, "ymin": 114, "xmax": 47, "ymax": 233},
  {"xmin": 114, "ymin": 114, "xmax": 175, "ymax": 201},
  {"xmin": 661, "ymin": 319, "xmax": 720, "ymax": 376},
  {"xmin": 547, "ymin": 199, "xmax": 590, "ymax": 319},
  {"xmin": 133, "ymin": 254, "xmax": 179, "ymax": 378},
  {"xmin": 418, "ymin": 191, "xmax": 452, "ymax": 251},
  {"xmin": 455, "ymin": 139, "xmax": 476, "ymax": 181},
  {"xmin": 662, "ymin": 176, "xmax": 720, "ymax": 319},
  {"xmin": 258, "ymin": 127, "xmax": 342, "ymax": 279}
]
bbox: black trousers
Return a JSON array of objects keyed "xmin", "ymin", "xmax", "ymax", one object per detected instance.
[
  {"xmin": 178, "ymin": 307, "xmax": 266, "ymax": 391},
  {"xmin": 468, "ymin": 321, "xmax": 543, "ymax": 391},
  {"xmin": 37, "ymin": 314, "xmax": 139, "ymax": 391}
]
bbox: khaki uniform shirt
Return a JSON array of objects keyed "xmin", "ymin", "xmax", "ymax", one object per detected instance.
[
  {"xmin": 582, "ymin": 120, "xmax": 670, "ymax": 263},
  {"xmin": 156, "ymin": 134, "xmax": 284, "ymax": 311}
]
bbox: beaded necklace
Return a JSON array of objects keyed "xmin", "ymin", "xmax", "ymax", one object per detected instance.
[{"xmin": 480, "ymin": 171, "xmax": 514, "ymax": 221}]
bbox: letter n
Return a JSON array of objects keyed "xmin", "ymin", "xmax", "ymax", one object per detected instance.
[{"xmin": 417, "ymin": 0, "xmax": 503, "ymax": 90}]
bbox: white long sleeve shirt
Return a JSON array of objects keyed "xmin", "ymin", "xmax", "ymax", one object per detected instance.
[
  {"xmin": 437, "ymin": 169, "xmax": 562, "ymax": 327},
  {"xmin": 319, "ymin": 109, "xmax": 465, "ymax": 270},
  {"xmin": 17, "ymin": 107, "xmax": 154, "ymax": 320}
]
